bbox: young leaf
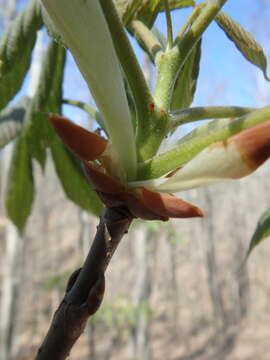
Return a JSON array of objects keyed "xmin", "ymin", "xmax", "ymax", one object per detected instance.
[
  {"xmin": 119, "ymin": 0, "xmax": 195, "ymax": 27},
  {"xmin": 43, "ymin": 0, "xmax": 137, "ymax": 179},
  {"xmin": 0, "ymin": 97, "xmax": 30, "ymax": 149},
  {"xmin": 137, "ymin": 0, "xmax": 195, "ymax": 28},
  {"xmin": 159, "ymin": 0, "xmax": 195, "ymax": 12},
  {"xmin": 171, "ymin": 39, "xmax": 201, "ymax": 110},
  {"xmin": 173, "ymin": 107, "xmax": 254, "ymax": 144},
  {"xmin": 121, "ymin": 0, "xmax": 141, "ymax": 26},
  {"xmin": 128, "ymin": 20, "xmax": 163, "ymax": 62},
  {"xmin": 215, "ymin": 12, "xmax": 269, "ymax": 80},
  {"xmin": 50, "ymin": 139, "xmax": 103, "ymax": 216},
  {"xmin": 137, "ymin": 106, "xmax": 270, "ymax": 180},
  {"xmin": 0, "ymin": 0, "xmax": 43, "ymax": 110},
  {"xmin": 247, "ymin": 209, "xmax": 270, "ymax": 257},
  {"xmin": 5, "ymin": 136, "xmax": 35, "ymax": 233},
  {"xmin": 24, "ymin": 40, "xmax": 66, "ymax": 167}
]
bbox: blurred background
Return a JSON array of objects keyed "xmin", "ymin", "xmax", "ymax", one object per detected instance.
[{"xmin": 0, "ymin": 1, "xmax": 270, "ymax": 359}]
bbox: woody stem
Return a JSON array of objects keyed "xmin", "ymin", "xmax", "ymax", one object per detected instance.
[{"xmin": 36, "ymin": 206, "xmax": 133, "ymax": 360}]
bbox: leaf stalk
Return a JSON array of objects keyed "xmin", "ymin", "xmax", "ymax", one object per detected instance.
[{"xmin": 170, "ymin": 106, "xmax": 255, "ymax": 130}]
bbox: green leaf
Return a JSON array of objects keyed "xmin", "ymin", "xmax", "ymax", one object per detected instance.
[
  {"xmin": 215, "ymin": 11, "xmax": 270, "ymax": 81},
  {"xmin": 50, "ymin": 139, "xmax": 103, "ymax": 216},
  {"xmin": 40, "ymin": 6, "xmax": 67, "ymax": 48},
  {"xmin": 24, "ymin": 40, "xmax": 66, "ymax": 167},
  {"xmin": 119, "ymin": 0, "xmax": 194, "ymax": 27},
  {"xmin": 0, "ymin": 0, "xmax": 43, "ymax": 110},
  {"xmin": 171, "ymin": 39, "xmax": 201, "ymax": 110},
  {"xmin": 121, "ymin": 0, "xmax": 141, "ymax": 26},
  {"xmin": 134, "ymin": 0, "xmax": 160, "ymax": 27},
  {"xmin": 5, "ymin": 136, "xmax": 35, "ymax": 233},
  {"xmin": 138, "ymin": 0, "xmax": 195, "ymax": 28},
  {"xmin": 247, "ymin": 209, "xmax": 270, "ymax": 257},
  {"xmin": 159, "ymin": 0, "xmax": 195, "ymax": 12},
  {"xmin": 0, "ymin": 97, "xmax": 30, "ymax": 149}
]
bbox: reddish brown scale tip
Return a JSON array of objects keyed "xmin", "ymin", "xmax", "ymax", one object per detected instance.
[
  {"xmin": 50, "ymin": 114, "xmax": 108, "ymax": 161},
  {"xmin": 84, "ymin": 162, "xmax": 203, "ymax": 221},
  {"xmin": 229, "ymin": 119, "xmax": 270, "ymax": 170},
  {"xmin": 123, "ymin": 191, "xmax": 168, "ymax": 221},
  {"xmin": 132, "ymin": 187, "xmax": 204, "ymax": 219},
  {"xmin": 83, "ymin": 162, "xmax": 159, "ymax": 219},
  {"xmin": 83, "ymin": 161, "xmax": 125, "ymax": 194}
]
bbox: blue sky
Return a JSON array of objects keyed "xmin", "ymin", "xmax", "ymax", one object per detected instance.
[{"xmin": 153, "ymin": 1, "xmax": 270, "ymax": 107}]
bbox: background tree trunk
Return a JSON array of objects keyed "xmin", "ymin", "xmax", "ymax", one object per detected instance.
[
  {"xmin": 129, "ymin": 225, "xmax": 153, "ymax": 360},
  {"xmin": 202, "ymin": 188, "xmax": 227, "ymax": 329},
  {"xmin": 0, "ymin": 18, "xmax": 44, "ymax": 359},
  {"xmin": 167, "ymin": 227, "xmax": 181, "ymax": 339}
]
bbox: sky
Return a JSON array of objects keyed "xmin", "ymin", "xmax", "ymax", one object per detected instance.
[{"xmin": 157, "ymin": 1, "xmax": 270, "ymax": 107}]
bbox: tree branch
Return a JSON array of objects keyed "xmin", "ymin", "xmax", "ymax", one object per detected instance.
[{"xmin": 36, "ymin": 206, "xmax": 133, "ymax": 360}]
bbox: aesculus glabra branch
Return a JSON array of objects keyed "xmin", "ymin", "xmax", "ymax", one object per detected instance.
[
  {"xmin": 36, "ymin": 1, "xmax": 270, "ymax": 359},
  {"xmin": 36, "ymin": 206, "xmax": 133, "ymax": 360}
]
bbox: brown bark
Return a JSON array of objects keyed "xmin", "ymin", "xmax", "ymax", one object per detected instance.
[{"xmin": 36, "ymin": 206, "xmax": 133, "ymax": 360}]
